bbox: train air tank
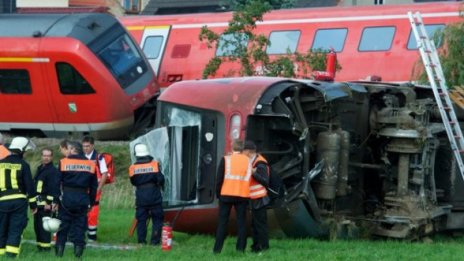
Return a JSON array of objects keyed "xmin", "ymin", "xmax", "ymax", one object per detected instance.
[
  {"xmin": 314, "ymin": 131, "xmax": 341, "ymax": 200},
  {"xmin": 336, "ymin": 130, "xmax": 350, "ymax": 197}
]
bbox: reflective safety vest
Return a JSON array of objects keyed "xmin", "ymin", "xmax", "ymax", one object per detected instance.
[
  {"xmin": 128, "ymin": 161, "xmax": 159, "ymax": 177},
  {"xmin": 60, "ymin": 158, "xmax": 96, "ymax": 173},
  {"xmin": 249, "ymin": 154, "xmax": 269, "ymax": 199},
  {"xmin": 220, "ymin": 153, "xmax": 252, "ymax": 198},
  {"xmin": 0, "ymin": 145, "xmax": 10, "ymax": 160}
]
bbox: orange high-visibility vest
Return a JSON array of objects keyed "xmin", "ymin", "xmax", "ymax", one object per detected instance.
[
  {"xmin": 249, "ymin": 154, "xmax": 269, "ymax": 199},
  {"xmin": 220, "ymin": 153, "xmax": 252, "ymax": 198},
  {"xmin": 60, "ymin": 158, "xmax": 96, "ymax": 174},
  {"xmin": 0, "ymin": 145, "xmax": 10, "ymax": 160},
  {"xmin": 128, "ymin": 161, "xmax": 159, "ymax": 177}
]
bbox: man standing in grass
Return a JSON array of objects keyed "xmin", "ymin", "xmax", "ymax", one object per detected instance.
[
  {"xmin": 33, "ymin": 148, "xmax": 60, "ymax": 252},
  {"xmin": 129, "ymin": 143, "xmax": 165, "ymax": 245},
  {"xmin": 55, "ymin": 141, "xmax": 98, "ymax": 258},
  {"xmin": 244, "ymin": 141, "xmax": 270, "ymax": 253},
  {"xmin": 213, "ymin": 140, "xmax": 250, "ymax": 254}
]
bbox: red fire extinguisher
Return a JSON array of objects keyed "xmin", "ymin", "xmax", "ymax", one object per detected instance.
[{"xmin": 162, "ymin": 223, "xmax": 172, "ymax": 251}]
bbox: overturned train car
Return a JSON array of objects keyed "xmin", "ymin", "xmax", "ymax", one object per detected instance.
[{"xmin": 151, "ymin": 77, "xmax": 464, "ymax": 239}]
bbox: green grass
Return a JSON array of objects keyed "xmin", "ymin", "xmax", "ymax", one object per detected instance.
[{"xmin": 10, "ymin": 139, "xmax": 464, "ymax": 260}]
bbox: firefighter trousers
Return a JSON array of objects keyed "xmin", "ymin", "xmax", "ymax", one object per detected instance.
[
  {"xmin": 33, "ymin": 207, "xmax": 52, "ymax": 250},
  {"xmin": 135, "ymin": 205, "xmax": 164, "ymax": 245},
  {"xmin": 0, "ymin": 199, "xmax": 28, "ymax": 257},
  {"xmin": 56, "ymin": 204, "xmax": 88, "ymax": 249}
]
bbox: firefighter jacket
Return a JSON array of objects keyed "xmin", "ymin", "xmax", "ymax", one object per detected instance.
[
  {"xmin": 217, "ymin": 153, "xmax": 252, "ymax": 200},
  {"xmin": 0, "ymin": 154, "xmax": 37, "ymax": 209},
  {"xmin": 249, "ymin": 154, "xmax": 269, "ymax": 199},
  {"xmin": 129, "ymin": 156, "xmax": 164, "ymax": 207},
  {"xmin": 34, "ymin": 162, "xmax": 60, "ymax": 206},
  {"xmin": 59, "ymin": 155, "xmax": 98, "ymax": 208},
  {"xmin": 0, "ymin": 145, "xmax": 10, "ymax": 160}
]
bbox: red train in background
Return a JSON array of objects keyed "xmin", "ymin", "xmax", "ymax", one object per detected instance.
[
  {"xmin": 120, "ymin": 2, "xmax": 461, "ymax": 88},
  {"xmin": 0, "ymin": 13, "xmax": 159, "ymax": 139}
]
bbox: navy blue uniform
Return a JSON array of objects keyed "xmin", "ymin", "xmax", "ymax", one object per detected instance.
[
  {"xmin": 129, "ymin": 156, "xmax": 164, "ymax": 245},
  {"xmin": 250, "ymin": 158, "xmax": 270, "ymax": 252},
  {"xmin": 33, "ymin": 162, "xmax": 60, "ymax": 251},
  {"xmin": 56, "ymin": 155, "xmax": 97, "ymax": 250},
  {"xmin": 0, "ymin": 154, "xmax": 37, "ymax": 257}
]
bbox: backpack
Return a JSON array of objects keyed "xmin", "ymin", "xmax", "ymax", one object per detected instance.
[{"xmin": 98, "ymin": 153, "xmax": 115, "ymax": 184}]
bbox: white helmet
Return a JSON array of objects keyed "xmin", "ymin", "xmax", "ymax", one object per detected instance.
[
  {"xmin": 9, "ymin": 137, "xmax": 36, "ymax": 152},
  {"xmin": 42, "ymin": 217, "xmax": 61, "ymax": 233},
  {"xmin": 134, "ymin": 143, "xmax": 150, "ymax": 157}
]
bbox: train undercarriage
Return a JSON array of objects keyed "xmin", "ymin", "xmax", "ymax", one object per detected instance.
[{"xmin": 246, "ymin": 80, "xmax": 464, "ymax": 239}]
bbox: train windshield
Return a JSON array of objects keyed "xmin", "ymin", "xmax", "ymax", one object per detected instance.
[{"xmin": 96, "ymin": 33, "xmax": 147, "ymax": 89}]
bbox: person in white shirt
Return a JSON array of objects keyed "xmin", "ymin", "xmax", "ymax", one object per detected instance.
[{"xmin": 82, "ymin": 136, "xmax": 108, "ymax": 242}]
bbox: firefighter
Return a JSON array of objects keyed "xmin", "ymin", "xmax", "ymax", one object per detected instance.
[
  {"xmin": 129, "ymin": 143, "xmax": 165, "ymax": 245},
  {"xmin": 243, "ymin": 141, "xmax": 270, "ymax": 252},
  {"xmin": 55, "ymin": 141, "xmax": 98, "ymax": 258},
  {"xmin": 82, "ymin": 135, "xmax": 108, "ymax": 242},
  {"xmin": 33, "ymin": 148, "xmax": 60, "ymax": 252},
  {"xmin": 0, "ymin": 137, "xmax": 37, "ymax": 258},
  {"xmin": 213, "ymin": 140, "xmax": 250, "ymax": 254},
  {"xmin": 0, "ymin": 133, "xmax": 10, "ymax": 160}
]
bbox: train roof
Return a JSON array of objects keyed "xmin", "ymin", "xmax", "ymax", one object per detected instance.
[
  {"xmin": 0, "ymin": 13, "xmax": 120, "ymax": 44},
  {"xmin": 159, "ymin": 77, "xmax": 365, "ymax": 114},
  {"xmin": 120, "ymin": 2, "xmax": 460, "ymax": 26}
]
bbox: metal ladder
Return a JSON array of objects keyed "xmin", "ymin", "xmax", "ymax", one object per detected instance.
[{"xmin": 408, "ymin": 11, "xmax": 464, "ymax": 178}]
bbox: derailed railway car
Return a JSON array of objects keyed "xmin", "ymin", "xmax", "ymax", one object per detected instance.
[
  {"xmin": 142, "ymin": 77, "xmax": 464, "ymax": 239},
  {"xmin": 0, "ymin": 13, "xmax": 158, "ymax": 139}
]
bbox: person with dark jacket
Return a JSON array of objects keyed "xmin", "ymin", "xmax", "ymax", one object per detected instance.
[
  {"xmin": 33, "ymin": 148, "xmax": 61, "ymax": 252},
  {"xmin": 55, "ymin": 141, "xmax": 98, "ymax": 258},
  {"xmin": 129, "ymin": 143, "xmax": 165, "ymax": 245},
  {"xmin": 244, "ymin": 141, "xmax": 270, "ymax": 252},
  {"xmin": 213, "ymin": 140, "xmax": 250, "ymax": 254},
  {"xmin": 0, "ymin": 137, "xmax": 37, "ymax": 258}
]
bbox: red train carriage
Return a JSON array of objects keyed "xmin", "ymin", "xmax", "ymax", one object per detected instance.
[
  {"xmin": 120, "ymin": 2, "xmax": 461, "ymax": 88},
  {"xmin": 135, "ymin": 77, "xmax": 464, "ymax": 239},
  {"xmin": 0, "ymin": 13, "xmax": 158, "ymax": 139}
]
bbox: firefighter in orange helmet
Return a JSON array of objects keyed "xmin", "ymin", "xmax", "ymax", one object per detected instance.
[
  {"xmin": 129, "ymin": 143, "xmax": 165, "ymax": 245},
  {"xmin": 244, "ymin": 140, "xmax": 270, "ymax": 252},
  {"xmin": 213, "ymin": 140, "xmax": 251, "ymax": 254}
]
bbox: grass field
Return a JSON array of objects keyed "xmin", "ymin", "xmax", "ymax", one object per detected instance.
[{"xmin": 10, "ymin": 139, "xmax": 464, "ymax": 260}]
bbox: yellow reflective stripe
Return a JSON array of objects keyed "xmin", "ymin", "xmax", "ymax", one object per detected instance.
[
  {"xmin": 0, "ymin": 248, "xmax": 4, "ymax": 255},
  {"xmin": 0, "ymin": 57, "xmax": 50, "ymax": 63},
  {"xmin": 125, "ymin": 26, "xmax": 144, "ymax": 30},
  {"xmin": 0, "ymin": 168, "xmax": 4, "ymax": 190},
  {"xmin": 28, "ymin": 197, "xmax": 36, "ymax": 203},
  {"xmin": 6, "ymin": 245, "xmax": 19, "ymax": 254},
  {"xmin": 37, "ymin": 201, "xmax": 46, "ymax": 206},
  {"xmin": 37, "ymin": 180, "xmax": 43, "ymax": 193},
  {"xmin": 46, "ymin": 196, "xmax": 54, "ymax": 201},
  {"xmin": 37, "ymin": 242, "xmax": 51, "ymax": 248},
  {"xmin": 10, "ymin": 169, "xmax": 18, "ymax": 189},
  {"xmin": 0, "ymin": 194, "xmax": 26, "ymax": 201}
]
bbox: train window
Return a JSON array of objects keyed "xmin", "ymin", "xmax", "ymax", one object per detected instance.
[
  {"xmin": 407, "ymin": 24, "xmax": 445, "ymax": 50},
  {"xmin": 311, "ymin": 28, "xmax": 347, "ymax": 52},
  {"xmin": 267, "ymin": 30, "xmax": 301, "ymax": 55},
  {"xmin": 0, "ymin": 69, "xmax": 31, "ymax": 94},
  {"xmin": 56, "ymin": 63, "xmax": 95, "ymax": 95},
  {"xmin": 359, "ymin": 26, "xmax": 395, "ymax": 52},
  {"xmin": 216, "ymin": 33, "xmax": 249, "ymax": 57},
  {"xmin": 143, "ymin": 36, "xmax": 163, "ymax": 59}
]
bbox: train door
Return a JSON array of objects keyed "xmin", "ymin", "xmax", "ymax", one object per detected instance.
[
  {"xmin": 130, "ymin": 105, "xmax": 222, "ymax": 207},
  {"xmin": 140, "ymin": 26, "xmax": 170, "ymax": 77}
]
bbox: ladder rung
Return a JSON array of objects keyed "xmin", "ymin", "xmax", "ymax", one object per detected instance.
[
  {"xmin": 449, "ymin": 121, "xmax": 457, "ymax": 125},
  {"xmin": 459, "ymin": 150, "xmax": 464, "ymax": 154},
  {"xmin": 455, "ymin": 135, "xmax": 462, "ymax": 139}
]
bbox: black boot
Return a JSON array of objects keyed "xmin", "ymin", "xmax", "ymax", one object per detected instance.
[
  {"xmin": 74, "ymin": 245, "xmax": 84, "ymax": 258},
  {"xmin": 55, "ymin": 245, "xmax": 64, "ymax": 257}
]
